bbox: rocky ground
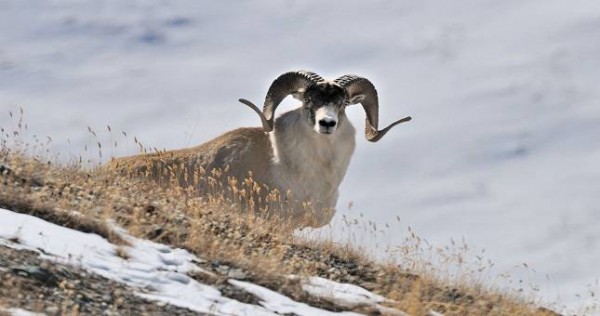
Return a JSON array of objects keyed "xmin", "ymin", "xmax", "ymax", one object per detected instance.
[
  {"xmin": 0, "ymin": 245, "xmax": 202, "ymax": 315},
  {"xmin": 0, "ymin": 152, "xmax": 563, "ymax": 315}
]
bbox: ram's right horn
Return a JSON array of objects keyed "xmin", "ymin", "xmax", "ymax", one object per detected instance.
[{"xmin": 334, "ymin": 75, "xmax": 412, "ymax": 142}]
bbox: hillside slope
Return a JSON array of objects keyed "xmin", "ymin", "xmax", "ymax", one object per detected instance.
[
  {"xmin": 1, "ymin": 2, "xmax": 600, "ymax": 311},
  {"xmin": 0, "ymin": 149, "xmax": 565, "ymax": 315}
]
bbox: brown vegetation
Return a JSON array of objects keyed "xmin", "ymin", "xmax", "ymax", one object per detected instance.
[{"xmin": 0, "ymin": 116, "xmax": 564, "ymax": 315}]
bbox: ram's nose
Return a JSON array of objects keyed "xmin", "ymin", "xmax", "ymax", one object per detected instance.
[
  {"xmin": 317, "ymin": 117, "xmax": 337, "ymax": 134},
  {"xmin": 319, "ymin": 119, "xmax": 337, "ymax": 129}
]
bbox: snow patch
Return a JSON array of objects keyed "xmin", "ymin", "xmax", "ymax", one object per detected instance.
[
  {"xmin": 229, "ymin": 279, "xmax": 361, "ymax": 316},
  {"xmin": 299, "ymin": 276, "xmax": 409, "ymax": 316},
  {"xmin": 0, "ymin": 208, "xmax": 406, "ymax": 315},
  {"xmin": 0, "ymin": 308, "xmax": 46, "ymax": 316}
]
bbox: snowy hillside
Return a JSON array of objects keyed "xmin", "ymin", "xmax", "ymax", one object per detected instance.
[
  {"xmin": 0, "ymin": 208, "xmax": 409, "ymax": 315},
  {"xmin": 1, "ymin": 0, "xmax": 600, "ymax": 312}
]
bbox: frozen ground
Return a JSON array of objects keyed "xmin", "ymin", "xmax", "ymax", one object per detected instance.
[
  {"xmin": 0, "ymin": 208, "xmax": 408, "ymax": 316},
  {"xmin": 1, "ymin": 0, "xmax": 599, "ymax": 313}
]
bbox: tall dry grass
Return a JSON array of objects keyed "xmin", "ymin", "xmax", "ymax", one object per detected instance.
[{"xmin": 1, "ymin": 109, "xmax": 589, "ymax": 315}]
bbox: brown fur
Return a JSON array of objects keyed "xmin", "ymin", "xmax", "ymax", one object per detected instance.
[{"xmin": 108, "ymin": 127, "xmax": 273, "ymax": 192}]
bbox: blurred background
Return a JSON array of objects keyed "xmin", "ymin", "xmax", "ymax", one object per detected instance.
[{"xmin": 1, "ymin": 0, "xmax": 599, "ymax": 312}]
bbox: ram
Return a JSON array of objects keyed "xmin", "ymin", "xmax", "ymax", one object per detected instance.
[{"xmin": 109, "ymin": 71, "xmax": 411, "ymax": 227}]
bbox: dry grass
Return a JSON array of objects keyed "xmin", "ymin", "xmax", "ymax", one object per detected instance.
[{"xmin": 0, "ymin": 112, "xmax": 575, "ymax": 316}]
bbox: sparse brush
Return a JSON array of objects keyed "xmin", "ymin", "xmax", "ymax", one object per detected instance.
[{"xmin": 0, "ymin": 113, "xmax": 589, "ymax": 316}]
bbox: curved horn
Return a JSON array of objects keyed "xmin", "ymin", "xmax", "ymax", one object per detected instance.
[
  {"xmin": 263, "ymin": 71, "xmax": 324, "ymax": 131},
  {"xmin": 238, "ymin": 71, "xmax": 323, "ymax": 132},
  {"xmin": 334, "ymin": 75, "xmax": 412, "ymax": 142},
  {"xmin": 238, "ymin": 98, "xmax": 270, "ymax": 131},
  {"xmin": 239, "ymin": 71, "xmax": 323, "ymax": 132}
]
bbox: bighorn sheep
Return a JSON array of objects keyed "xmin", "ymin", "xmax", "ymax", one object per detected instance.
[{"xmin": 109, "ymin": 70, "xmax": 411, "ymax": 227}]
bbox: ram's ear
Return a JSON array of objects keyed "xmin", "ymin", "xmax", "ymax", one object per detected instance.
[
  {"xmin": 292, "ymin": 91, "xmax": 306, "ymax": 101},
  {"xmin": 347, "ymin": 94, "xmax": 366, "ymax": 105}
]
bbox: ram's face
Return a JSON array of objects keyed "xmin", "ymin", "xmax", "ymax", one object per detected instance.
[{"xmin": 302, "ymin": 83, "xmax": 346, "ymax": 135}]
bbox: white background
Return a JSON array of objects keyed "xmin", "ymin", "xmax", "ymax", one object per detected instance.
[{"xmin": 1, "ymin": 0, "xmax": 599, "ymax": 312}]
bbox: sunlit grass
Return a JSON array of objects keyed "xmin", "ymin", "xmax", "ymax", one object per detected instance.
[{"xmin": 2, "ymin": 109, "xmax": 594, "ymax": 315}]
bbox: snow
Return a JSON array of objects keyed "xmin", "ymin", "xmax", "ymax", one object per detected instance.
[
  {"xmin": 301, "ymin": 276, "xmax": 387, "ymax": 307},
  {"xmin": 1, "ymin": 0, "xmax": 599, "ymax": 313},
  {"xmin": 0, "ymin": 208, "xmax": 401, "ymax": 315},
  {"xmin": 229, "ymin": 279, "xmax": 359, "ymax": 316},
  {"xmin": 231, "ymin": 277, "xmax": 413, "ymax": 316},
  {"xmin": 0, "ymin": 308, "xmax": 46, "ymax": 316},
  {"xmin": 299, "ymin": 276, "xmax": 408, "ymax": 316}
]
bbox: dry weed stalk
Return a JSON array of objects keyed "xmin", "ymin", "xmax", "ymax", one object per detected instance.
[{"xmin": 0, "ymin": 111, "xmax": 575, "ymax": 315}]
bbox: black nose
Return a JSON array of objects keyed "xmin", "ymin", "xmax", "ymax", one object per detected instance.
[{"xmin": 319, "ymin": 119, "xmax": 336, "ymax": 128}]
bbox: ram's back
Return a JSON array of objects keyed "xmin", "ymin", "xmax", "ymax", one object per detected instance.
[{"xmin": 108, "ymin": 127, "xmax": 273, "ymax": 190}]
